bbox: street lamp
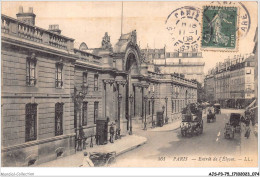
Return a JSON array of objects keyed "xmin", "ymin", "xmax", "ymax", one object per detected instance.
[
  {"xmin": 73, "ymin": 85, "xmax": 87, "ymax": 151},
  {"xmin": 151, "ymin": 96, "xmax": 155, "ymax": 128},
  {"xmin": 162, "ymin": 105, "xmax": 165, "ymax": 124},
  {"xmin": 117, "ymin": 94, "xmax": 122, "ymax": 138},
  {"xmin": 129, "ymin": 94, "xmax": 134, "ymax": 135},
  {"xmin": 144, "ymin": 95, "xmax": 148, "ymax": 130},
  {"xmin": 164, "ymin": 97, "xmax": 168, "ymax": 124}
]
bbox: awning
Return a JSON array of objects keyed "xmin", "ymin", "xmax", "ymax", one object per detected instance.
[
  {"xmin": 246, "ymin": 99, "xmax": 256, "ymax": 110},
  {"xmin": 249, "ymin": 105, "xmax": 258, "ymax": 111}
]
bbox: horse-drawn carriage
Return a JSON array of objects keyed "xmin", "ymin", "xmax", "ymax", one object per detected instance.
[
  {"xmin": 180, "ymin": 103, "xmax": 203, "ymax": 137},
  {"xmin": 80, "ymin": 151, "xmax": 116, "ymax": 167},
  {"xmin": 89, "ymin": 151, "xmax": 116, "ymax": 167},
  {"xmin": 207, "ymin": 108, "xmax": 216, "ymax": 123},
  {"xmin": 214, "ymin": 103, "xmax": 221, "ymax": 114},
  {"xmin": 224, "ymin": 113, "xmax": 242, "ymax": 139}
]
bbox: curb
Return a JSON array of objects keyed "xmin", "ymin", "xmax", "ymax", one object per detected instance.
[{"xmin": 116, "ymin": 138, "xmax": 147, "ymax": 157}]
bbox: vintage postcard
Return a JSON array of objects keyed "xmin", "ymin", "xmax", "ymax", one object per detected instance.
[{"xmin": 0, "ymin": 0, "xmax": 259, "ymax": 175}]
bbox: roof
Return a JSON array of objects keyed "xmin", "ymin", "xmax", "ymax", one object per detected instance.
[
  {"xmin": 114, "ymin": 30, "xmax": 137, "ymax": 53},
  {"xmin": 2, "ymin": 14, "xmax": 75, "ymax": 41}
]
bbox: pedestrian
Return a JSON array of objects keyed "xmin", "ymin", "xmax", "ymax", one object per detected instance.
[
  {"xmin": 244, "ymin": 124, "xmax": 251, "ymax": 139},
  {"xmin": 250, "ymin": 110, "xmax": 255, "ymax": 126},
  {"xmin": 109, "ymin": 122, "xmax": 115, "ymax": 143},
  {"xmin": 82, "ymin": 152, "xmax": 94, "ymax": 167},
  {"xmin": 245, "ymin": 116, "xmax": 250, "ymax": 127}
]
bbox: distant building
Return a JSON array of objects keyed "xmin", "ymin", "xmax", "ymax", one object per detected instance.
[
  {"xmin": 204, "ymin": 75, "xmax": 215, "ymax": 103},
  {"xmin": 1, "ymin": 8, "xmax": 197, "ymax": 167},
  {"xmin": 205, "ymin": 54, "xmax": 255, "ymax": 108},
  {"xmin": 141, "ymin": 47, "xmax": 205, "ymax": 83},
  {"xmin": 252, "ymin": 27, "xmax": 258, "ymax": 123}
]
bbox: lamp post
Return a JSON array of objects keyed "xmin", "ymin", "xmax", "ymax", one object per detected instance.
[
  {"xmin": 144, "ymin": 95, "xmax": 148, "ymax": 130},
  {"xmin": 151, "ymin": 96, "xmax": 155, "ymax": 128},
  {"xmin": 117, "ymin": 94, "xmax": 122, "ymax": 138},
  {"xmin": 73, "ymin": 85, "xmax": 87, "ymax": 151},
  {"xmin": 164, "ymin": 96, "xmax": 168, "ymax": 124},
  {"xmin": 162, "ymin": 105, "xmax": 165, "ymax": 124},
  {"xmin": 129, "ymin": 94, "xmax": 134, "ymax": 135}
]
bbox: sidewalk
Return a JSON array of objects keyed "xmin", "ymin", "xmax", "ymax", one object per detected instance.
[
  {"xmin": 147, "ymin": 111, "xmax": 207, "ymax": 132},
  {"xmin": 37, "ymin": 134, "xmax": 147, "ymax": 167},
  {"xmin": 148, "ymin": 120, "xmax": 181, "ymax": 132},
  {"xmin": 239, "ymin": 123, "xmax": 258, "ymax": 161}
]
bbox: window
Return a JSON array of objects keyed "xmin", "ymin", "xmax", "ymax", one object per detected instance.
[
  {"xmin": 148, "ymin": 101, "xmax": 151, "ymax": 115},
  {"xmin": 56, "ymin": 63, "xmax": 63, "ymax": 88},
  {"xmin": 152, "ymin": 100, "xmax": 154, "ymax": 115},
  {"xmin": 25, "ymin": 103, "xmax": 37, "ymax": 142},
  {"xmin": 82, "ymin": 102, "xmax": 88, "ymax": 126},
  {"xmin": 94, "ymin": 102, "xmax": 98, "ymax": 124},
  {"xmin": 94, "ymin": 74, "xmax": 99, "ymax": 91},
  {"xmin": 55, "ymin": 103, "xmax": 64, "ymax": 136},
  {"xmin": 174, "ymin": 100, "xmax": 177, "ymax": 113},
  {"xmin": 83, "ymin": 72, "xmax": 88, "ymax": 87},
  {"xmin": 26, "ymin": 57, "xmax": 37, "ymax": 86},
  {"xmin": 177, "ymin": 100, "xmax": 179, "ymax": 112},
  {"xmin": 172, "ymin": 100, "xmax": 174, "ymax": 113}
]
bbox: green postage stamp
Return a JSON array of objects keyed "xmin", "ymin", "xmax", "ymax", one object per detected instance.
[{"xmin": 201, "ymin": 6, "xmax": 238, "ymax": 51}]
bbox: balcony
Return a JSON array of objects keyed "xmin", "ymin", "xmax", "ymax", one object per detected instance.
[{"xmin": 1, "ymin": 14, "xmax": 74, "ymax": 52}]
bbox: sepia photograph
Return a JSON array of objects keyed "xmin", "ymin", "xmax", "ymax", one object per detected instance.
[{"xmin": 0, "ymin": 0, "xmax": 259, "ymax": 175}]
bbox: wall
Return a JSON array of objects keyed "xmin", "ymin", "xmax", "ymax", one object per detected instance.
[{"xmin": 1, "ymin": 42, "xmax": 75, "ymax": 167}]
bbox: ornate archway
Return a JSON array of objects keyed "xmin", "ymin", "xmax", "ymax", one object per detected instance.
[
  {"xmin": 114, "ymin": 30, "xmax": 142, "ymax": 133},
  {"xmin": 124, "ymin": 48, "xmax": 141, "ymax": 131}
]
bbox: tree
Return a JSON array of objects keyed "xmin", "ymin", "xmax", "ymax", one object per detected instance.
[{"xmin": 191, "ymin": 79, "xmax": 206, "ymax": 103}]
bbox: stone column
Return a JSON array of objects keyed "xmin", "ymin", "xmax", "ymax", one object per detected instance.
[
  {"xmin": 103, "ymin": 79, "xmax": 115, "ymax": 121},
  {"xmin": 116, "ymin": 80, "xmax": 127, "ymax": 135}
]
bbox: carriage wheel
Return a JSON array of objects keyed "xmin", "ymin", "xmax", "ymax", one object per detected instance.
[
  {"xmin": 181, "ymin": 130, "xmax": 186, "ymax": 137},
  {"xmin": 105, "ymin": 156, "xmax": 116, "ymax": 167}
]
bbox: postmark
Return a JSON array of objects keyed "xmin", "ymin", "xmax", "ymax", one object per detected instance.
[
  {"xmin": 201, "ymin": 6, "xmax": 238, "ymax": 51},
  {"xmin": 165, "ymin": 6, "xmax": 202, "ymax": 52}
]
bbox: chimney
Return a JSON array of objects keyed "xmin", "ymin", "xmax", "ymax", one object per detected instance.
[
  {"xmin": 19, "ymin": 6, "xmax": 23, "ymax": 13},
  {"xmin": 48, "ymin": 24, "xmax": 61, "ymax": 34},
  {"xmin": 16, "ymin": 6, "xmax": 36, "ymax": 26},
  {"xmin": 28, "ymin": 7, "xmax": 33, "ymax": 13}
]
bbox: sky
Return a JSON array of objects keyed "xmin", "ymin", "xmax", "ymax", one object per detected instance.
[{"xmin": 1, "ymin": 1, "xmax": 258, "ymax": 73}]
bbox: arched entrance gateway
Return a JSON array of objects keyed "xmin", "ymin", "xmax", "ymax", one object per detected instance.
[
  {"xmin": 125, "ymin": 48, "xmax": 141, "ymax": 133},
  {"xmin": 113, "ymin": 30, "xmax": 143, "ymax": 135}
]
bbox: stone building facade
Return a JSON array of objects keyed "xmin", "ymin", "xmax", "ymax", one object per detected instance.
[
  {"xmin": 205, "ymin": 55, "xmax": 255, "ymax": 108},
  {"xmin": 204, "ymin": 74, "xmax": 215, "ymax": 103},
  {"xmin": 1, "ymin": 9, "xmax": 197, "ymax": 167},
  {"xmin": 1, "ymin": 10, "xmax": 76, "ymax": 166},
  {"xmin": 141, "ymin": 47, "xmax": 205, "ymax": 83}
]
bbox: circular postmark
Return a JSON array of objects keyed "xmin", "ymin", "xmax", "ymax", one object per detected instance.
[
  {"xmin": 210, "ymin": 1, "xmax": 251, "ymax": 38},
  {"xmin": 165, "ymin": 6, "xmax": 202, "ymax": 51}
]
